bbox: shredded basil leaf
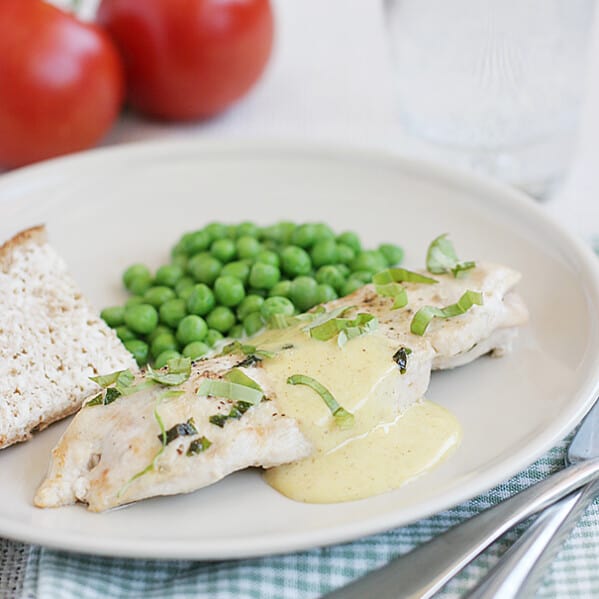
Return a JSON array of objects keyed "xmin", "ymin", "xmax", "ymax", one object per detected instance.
[
  {"xmin": 200, "ymin": 379, "xmax": 263, "ymax": 405},
  {"xmin": 187, "ymin": 436, "xmax": 212, "ymax": 456},
  {"xmin": 393, "ymin": 347, "xmax": 412, "ymax": 374},
  {"xmin": 426, "ymin": 234, "xmax": 476, "ymax": 277},
  {"xmin": 410, "ymin": 290, "xmax": 484, "ymax": 336},
  {"xmin": 373, "ymin": 268, "xmax": 437, "ymax": 286},
  {"xmin": 90, "ymin": 370, "xmax": 125, "ymax": 388},
  {"xmin": 308, "ymin": 311, "xmax": 378, "ymax": 347},
  {"xmin": 224, "ymin": 368, "xmax": 263, "ymax": 392},
  {"xmin": 147, "ymin": 357, "xmax": 191, "ymax": 386},
  {"xmin": 374, "ymin": 282, "xmax": 408, "ymax": 309},
  {"xmin": 220, "ymin": 341, "xmax": 275, "ymax": 359},
  {"xmin": 287, "ymin": 374, "xmax": 354, "ymax": 429},
  {"xmin": 161, "ymin": 418, "xmax": 198, "ymax": 445},
  {"xmin": 86, "ymin": 386, "xmax": 122, "ymax": 407}
]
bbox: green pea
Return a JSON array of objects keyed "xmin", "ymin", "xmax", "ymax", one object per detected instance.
[
  {"xmin": 182, "ymin": 341, "xmax": 211, "ymax": 360},
  {"xmin": 249, "ymin": 263, "xmax": 281, "ymax": 290},
  {"xmin": 171, "ymin": 254, "xmax": 188, "ymax": 271},
  {"xmin": 124, "ymin": 339, "xmax": 149, "ymax": 366},
  {"xmin": 260, "ymin": 296, "xmax": 295, "ymax": 319},
  {"xmin": 206, "ymin": 306, "xmax": 236, "ymax": 333},
  {"xmin": 125, "ymin": 295, "xmax": 145, "ymax": 308},
  {"xmin": 175, "ymin": 276, "xmax": 195, "ymax": 299},
  {"xmin": 187, "ymin": 254, "xmax": 222, "ymax": 285},
  {"xmin": 176, "ymin": 315, "xmax": 208, "ymax": 346},
  {"xmin": 255, "ymin": 250, "xmax": 280, "ymax": 267},
  {"xmin": 236, "ymin": 236, "xmax": 261, "ymax": 260},
  {"xmin": 311, "ymin": 239, "xmax": 338, "ymax": 267},
  {"xmin": 182, "ymin": 230, "xmax": 210, "ymax": 255},
  {"xmin": 128, "ymin": 273, "xmax": 153, "ymax": 295},
  {"xmin": 350, "ymin": 250, "xmax": 387, "ymax": 274},
  {"xmin": 143, "ymin": 286, "xmax": 176, "ymax": 307},
  {"xmin": 186, "ymin": 284, "xmax": 216, "ymax": 316},
  {"xmin": 278, "ymin": 221, "xmax": 297, "ymax": 244},
  {"xmin": 315, "ymin": 265, "xmax": 345, "ymax": 291},
  {"xmin": 171, "ymin": 242, "xmax": 187, "ymax": 258},
  {"xmin": 225, "ymin": 224, "xmax": 238, "ymax": 239},
  {"xmin": 247, "ymin": 287, "xmax": 268, "ymax": 298},
  {"xmin": 261, "ymin": 239, "xmax": 279, "ymax": 252},
  {"xmin": 290, "ymin": 223, "xmax": 317, "ymax": 248},
  {"xmin": 159, "ymin": 298, "xmax": 187, "ymax": 328},
  {"xmin": 220, "ymin": 260, "xmax": 250, "ymax": 284},
  {"xmin": 268, "ymin": 280, "xmax": 292, "ymax": 298},
  {"xmin": 124, "ymin": 304, "xmax": 158, "ymax": 335},
  {"xmin": 352, "ymin": 270, "xmax": 373, "ymax": 284},
  {"xmin": 313, "ymin": 223, "xmax": 335, "ymax": 242},
  {"xmin": 316, "ymin": 284, "xmax": 338, "ymax": 304},
  {"xmin": 259, "ymin": 224, "xmax": 282, "ymax": 242},
  {"xmin": 151, "ymin": 333, "xmax": 178, "ymax": 359},
  {"xmin": 154, "ymin": 264, "xmax": 184, "ymax": 288},
  {"xmin": 379, "ymin": 243, "xmax": 404, "ymax": 266},
  {"xmin": 115, "ymin": 326, "xmax": 136, "ymax": 342},
  {"xmin": 243, "ymin": 311, "xmax": 264, "ymax": 336},
  {"xmin": 214, "ymin": 275, "xmax": 246, "ymax": 307},
  {"xmin": 229, "ymin": 324, "xmax": 245, "ymax": 338},
  {"xmin": 236, "ymin": 221, "xmax": 260, "ymax": 238},
  {"xmin": 210, "ymin": 238, "xmax": 236, "ymax": 263},
  {"xmin": 205, "ymin": 329, "xmax": 224, "ymax": 347},
  {"xmin": 123, "ymin": 264, "xmax": 151, "ymax": 290},
  {"xmin": 280, "ymin": 245, "xmax": 311, "ymax": 277},
  {"xmin": 100, "ymin": 306, "xmax": 125, "ymax": 328},
  {"xmin": 341, "ymin": 278, "xmax": 363, "ymax": 297},
  {"xmin": 155, "ymin": 350, "xmax": 181, "ymax": 369},
  {"xmin": 204, "ymin": 222, "xmax": 229, "ymax": 242},
  {"xmin": 336, "ymin": 243, "xmax": 356, "ymax": 265},
  {"xmin": 289, "ymin": 276, "xmax": 319, "ymax": 312},
  {"xmin": 336, "ymin": 231, "xmax": 362, "ymax": 254},
  {"xmin": 237, "ymin": 294, "xmax": 265, "ymax": 320},
  {"xmin": 336, "ymin": 264, "xmax": 351, "ymax": 278},
  {"xmin": 147, "ymin": 325, "xmax": 172, "ymax": 344}
]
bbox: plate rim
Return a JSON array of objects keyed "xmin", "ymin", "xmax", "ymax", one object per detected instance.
[{"xmin": 2, "ymin": 138, "xmax": 599, "ymax": 559}]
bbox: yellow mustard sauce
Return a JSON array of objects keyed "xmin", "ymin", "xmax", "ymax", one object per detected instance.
[{"xmin": 249, "ymin": 322, "xmax": 461, "ymax": 503}]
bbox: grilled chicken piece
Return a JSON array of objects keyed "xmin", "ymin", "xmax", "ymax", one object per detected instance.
[{"xmin": 35, "ymin": 263, "xmax": 527, "ymax": 511}]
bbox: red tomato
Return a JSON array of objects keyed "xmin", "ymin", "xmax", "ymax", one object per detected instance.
[
  {"xmin": 97, "ymin": 0, "xmax": 274, "ymax": 121},
  {"xmin": 0, "ymin": 0, "xmax": 124, "ymax": 169}
]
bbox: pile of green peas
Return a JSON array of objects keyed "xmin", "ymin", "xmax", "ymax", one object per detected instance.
[{"xmin": 100, "ymin": 221, "xmax": 404, "ymax": 367}]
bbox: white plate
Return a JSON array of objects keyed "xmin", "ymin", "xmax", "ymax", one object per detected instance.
[{"xmin": 1, "ymin": 141, "xmax": 599, "ymax": 560}]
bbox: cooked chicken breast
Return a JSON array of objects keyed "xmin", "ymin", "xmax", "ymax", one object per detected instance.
[{"xmin": 35, "ymin": 263, "xmax": 527, "ymax": 511}]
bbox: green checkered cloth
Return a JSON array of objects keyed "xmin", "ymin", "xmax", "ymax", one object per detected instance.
[{"xmin": 3, "ymin": 434, "xmax": 595, "ymax": 599}]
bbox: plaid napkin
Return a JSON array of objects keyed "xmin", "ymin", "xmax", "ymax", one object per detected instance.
[{"xmin": 2, "ymin": 434, "xmax": 594, "ymax": 599}]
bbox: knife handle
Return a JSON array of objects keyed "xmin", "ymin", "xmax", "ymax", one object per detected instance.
[
  {"xmin": 466, "ymin": 479, "xmax": 599, "ymax": 599},
  {"xmin": 321, "ymin": 459, "xmax": 599, "ymax": 599}
]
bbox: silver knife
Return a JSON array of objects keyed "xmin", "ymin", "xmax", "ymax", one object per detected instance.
[
  {"xmin": 466, "ymin": 397, "xmax": 599, "ymax": 598},
  {"xmin": 321, "ymin": 399, "xmax": 599, "ymax": 599}
]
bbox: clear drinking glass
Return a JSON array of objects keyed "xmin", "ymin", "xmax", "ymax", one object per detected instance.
[{"xmin": 385, "ymin": 0, "xmax": 595, "ymax": 196}]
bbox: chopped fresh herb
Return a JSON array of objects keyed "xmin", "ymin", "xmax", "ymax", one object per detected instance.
[
  {"xmin": 209, "ymin": 414, "xmax": 228, "ymax": 428},
  {"xmin": 287, "ymin": 374, "xmax": 354, "ymax": 429},
  {"xmin": 393, "ymin": 347, "xmax": 412, "ymax": 374},
  {"xmin": 90, "ymin": 370, "xmax": 126, "ymax": 388},
  {"xmin": 374, "ymin": 282, "xmax": 408, "ymax": 309},
  {"xmin": 410, "ymin": 290, "xmax": 483, "ymax": 336},
  {"xmin": 281, "ymin": 343, "xmax": 294, "ymax": 350},
  {"xmin": 266, "ymin": 313, "xmax": 298, "ymax": 329},
  {"xmin": 147, "ymin": 356, "xmax": 191, "ymax": 386},
  {"xmin": 235, "ymin": 401, "xmax": 252, "ymax": 414},
  {"xmin": 85, "ymin": 386, "xmax": 121, "ymax": 407},
  {"xmin": 90, "ymin": 368, "xmax": 151, "ymax": 397},
  {"xmin": 426, "ymin": 234, "xmax": 476, "ymax": 277},
  {"xmin": 224, "ymin": 368, "xmax": 262, "ymax": 391},
  {"xmin": 221, "ymin": 341, "xmax": 274, "ymax": 359},
  {"xmin": 199, "ymin": 379, "xmax": 263, "ymax": 405},
  {"xmin": 187, "ymin": 436, "xmax": 212, "ymax": 456},
  {"xmin": 161, "ymin": 418, "xmax": 198, "ymax": 445},
  {"xmin": 373, "ymin": 268, "xmax": 437, "ymax": 286},
  {"xmin": 235, "ymin": 355, "xmax": 262, "ymax": 368},
  {"xmin": 308, "ymin": 310, "xmax": 378, "ymax": 348}
]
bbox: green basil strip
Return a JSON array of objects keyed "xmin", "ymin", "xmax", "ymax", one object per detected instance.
[
  {"xmin": 162, "ymin": 418, "xmax": 198, "ymax": 445},
  {"xmin": 426, "ymin": 234, "xmax": 476, "ymax": 277},
  {"xmin": 374, "ymin": 282, "xmax": 408, "ymax": 309},
  {"xmin": 410, "ymin": 290, "xmax": 484, "ymax": 336},
  {"xmin": 198, "ymin": 379, "xmax": 263, "ymax": 405},
  {"xmin": 373, "ymin": 268, "xmax": 437, "ymax": 286},
  {"xmin": 224, "ymin": 368, "xmax": 263, "ymax": 392},
  {"xmin": 147, "ymin": 357, "xmax": 192, "ymax": 386},
  {"xmin": 187, "ymin": 436, "xmax": 212, "ymax": 456},
  {"xmin": 287, "ymin": 374, "xmax": 354, "ymax": 429},
  {"xmin": 220, "ymin": 341, "xmax": 275, "ymax": 359},
  {"xmin": 90, "ymin": 369, "xmax": 132, "ymax": 388}
]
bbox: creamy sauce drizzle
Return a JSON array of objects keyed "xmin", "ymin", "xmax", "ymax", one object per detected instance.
[{"xmin": 250, "ymin": 320, "xmax": 461, "ymax": 503}]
